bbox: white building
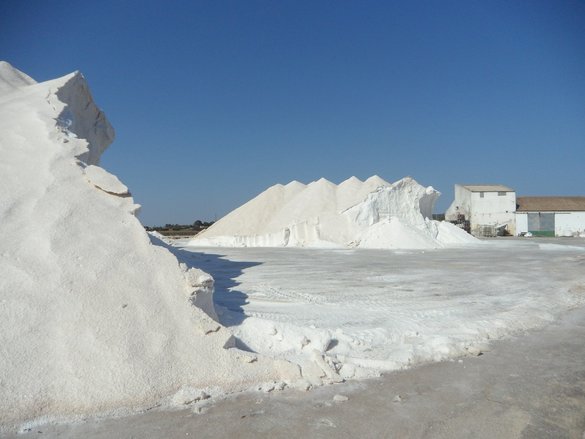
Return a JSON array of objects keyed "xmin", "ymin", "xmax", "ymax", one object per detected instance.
[
  {"xmin": 516, "ymin": 197, "xmax": 585, "ymax": 237},
  {"xmin": 445, "ymin": 184, "xmax": 516, "ymax": 236}
]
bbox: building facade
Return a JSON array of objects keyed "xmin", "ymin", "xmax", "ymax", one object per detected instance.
[
  {"xmin": 445, "ymin": 184, "xmax": 517, "ymax": 236},
  {"xmin": 516, "ymin": 197, "xmax": 585, "ymax": 237}
]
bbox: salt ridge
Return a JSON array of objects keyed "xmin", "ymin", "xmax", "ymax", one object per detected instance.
[{"xmin": 190, "ymin": 175, "xmax": 476, "ymax": 249}]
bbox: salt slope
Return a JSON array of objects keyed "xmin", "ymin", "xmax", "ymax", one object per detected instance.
[
  {"xmin": 0, "ymin": 62, "xmax": 298, "ymax": 432},
  {"xmin": 190, "ymin": 175, "xmax": 475, "ymax": 249}
]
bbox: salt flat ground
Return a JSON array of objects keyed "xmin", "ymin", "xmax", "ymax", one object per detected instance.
[
  {"xmin": 180, "ymin": 238, "xmax": 585, "ymax": 377},
  {"xmin": 12, "ymin": 305, "xmax": 585, "ymax": 438}
]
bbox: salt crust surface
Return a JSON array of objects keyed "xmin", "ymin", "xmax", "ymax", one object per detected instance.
[
  {"xmin": 189, "ymin": 175, "xmax": 476, "ymax": 249},
  {"xmin": 84, "ymin": 164, "xmax": 129, "ymax": 195},
  {"xmin": 181, "ymin": 241, "xmax": 585, "ymax": 385},
  {"xmin": 0, "ymin": 62, "xmax": 299, "ymax": 432}
]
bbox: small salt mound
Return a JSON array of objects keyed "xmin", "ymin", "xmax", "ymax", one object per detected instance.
[
  {"xmin": 190, "ymin": 175, "xmax": 477, "ymax": 249},
  {"xmin": 435, "ymin": 220, "xmax": 480, "ymax": 244}
]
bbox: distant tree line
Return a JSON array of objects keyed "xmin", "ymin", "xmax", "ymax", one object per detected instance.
[{"xmin": 144, "ymin": 220, "xmax": 214, "ymax": 235}]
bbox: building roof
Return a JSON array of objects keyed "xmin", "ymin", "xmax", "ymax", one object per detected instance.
[
  {"xmin": 517, "ymin": 196, "xmax": 585, "ymax": 212},
  {"xmin": 461, "ymin": 184, "xmax": 514, "ymax": 192}
]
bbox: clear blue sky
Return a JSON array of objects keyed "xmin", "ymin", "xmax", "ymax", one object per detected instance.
[{"xmin": 2, "ymin": 1, "xmax": 584, "ymax": 225}]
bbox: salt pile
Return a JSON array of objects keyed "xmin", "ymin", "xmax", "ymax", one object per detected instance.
[
  {"xmin": 0, "ymin": 62, "xmax": 299, "ymax": 432},
  {"xmin": 190, "ymin": 176, "xmax": 476, "ymax": 249}
]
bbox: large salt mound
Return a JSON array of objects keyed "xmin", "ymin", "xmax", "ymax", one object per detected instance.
[
  {"xmin": 0, "ymin": 62, "xmax": 298, "ymax": 432},
  {"xmin": 190, "ymin": 175, "xmax": 476, "ymax": 249}
]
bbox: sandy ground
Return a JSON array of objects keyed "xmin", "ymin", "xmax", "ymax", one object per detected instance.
[{"xmin": 10, "ymin": 305, "xmax": 585, "ymax": 439}]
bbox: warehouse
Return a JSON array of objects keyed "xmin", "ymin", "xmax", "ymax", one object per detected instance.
[
  {"xmin": 516, "ymin": 197, "xmax": 585, "ymax": 237},
  {"xmin": 445, "ymin": 184, "xmax": 516, "ymax": 236}
]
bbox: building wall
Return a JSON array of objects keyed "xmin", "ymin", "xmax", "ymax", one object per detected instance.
[
  {"xmin": 447, "ymin": 184, "xmax": 585, "ymax": 237},
  {"xmin": 555, "ymin": 212, "xmax": 585, "ymax": 236},
  {"xmin": 445, "ymin": 185, "xmax": 472, "ymax": 221},
  {"xmin": 515, "ymin": 212, "xmax": 585, "ymax": 236},
  {"xmin": 516, "ymin": 213, "xmax": 528, "ymax": 235},
  {"xmin": 469, "ymin": 191, "xmax": 516, "ymax": 235}
]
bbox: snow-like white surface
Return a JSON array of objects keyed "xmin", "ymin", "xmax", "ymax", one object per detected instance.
[
  {"xmin": 180, "ymin": 239, "xmax": 585, "ymax": 382},
  {"xmin": 84, "ymin": 164, "xmax": 129, "ymax": 195},
  {"xmin": 0, "ymin": 61, "xmax": 35, "ymax": 94},
  {"xmin": 0, "ymin": 62, "xmax": 298, "ymax": 432},
  {"xmin": 189, "ymin": 175, "xmax": 477, "ymax": 249}
]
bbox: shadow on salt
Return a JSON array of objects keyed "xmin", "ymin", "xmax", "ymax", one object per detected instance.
[{"xmin": 149, "ymin": 235, "xmax": 261, "ymax": 331}]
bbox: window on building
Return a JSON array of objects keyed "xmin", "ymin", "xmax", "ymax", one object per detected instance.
[
  {"xmin": 480, "ymin": 192, "xmax": 484, "ymax": 198},
  {"xmin": 497, "ymin": 191, "xmax": 506, "ymax": 196}
]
